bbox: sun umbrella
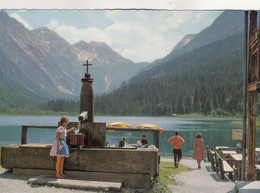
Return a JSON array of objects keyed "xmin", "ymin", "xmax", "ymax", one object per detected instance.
[
  {"xmin": 107, "ymin": 122, "xmax": 131, "ymax": 128},
  {"xmin": 107, "ymin": 122, "xmax": 131, "ymax": 132},
  {"xmin": 135, "ymin": 123, "xmax": 164, "ymax": 133}
]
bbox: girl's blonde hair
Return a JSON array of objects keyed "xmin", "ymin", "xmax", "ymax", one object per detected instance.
[{"xmin": 60, "ymin": 116, "xmax": 69, "ymax": 125}]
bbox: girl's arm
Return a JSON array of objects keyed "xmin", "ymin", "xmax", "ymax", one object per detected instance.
[
  {"xmin": 202, "ymin": 141, "xmax": 205, "ymax": 152},
  {"xmin": 67, "ymin": 127, "xmax": 76, "ymax": 133},
  {"xmin": 56, "ymin": 132, "xmax": 62, "ymax": 151}
]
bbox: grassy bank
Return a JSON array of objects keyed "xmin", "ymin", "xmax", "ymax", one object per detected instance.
[
  {"xmin": 153, "ymin": 161, "xmax": 191, "ymax": 192},
  {"xmin": 231, "ymin": 120, "xmax": 260, "ymax": 128},
  {"xmin": 177, "ymin": 113, "xmax": 242, "ymax": 119}
]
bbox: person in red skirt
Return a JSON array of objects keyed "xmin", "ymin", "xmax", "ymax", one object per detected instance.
[{"xmin": 192, "ymin": 132, "xmax": 205, "ymax": 169}]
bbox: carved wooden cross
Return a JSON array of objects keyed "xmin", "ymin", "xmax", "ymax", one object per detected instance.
[{"xmin": 83, "ymin": 60, "xmax": 92, "ymax": 73}]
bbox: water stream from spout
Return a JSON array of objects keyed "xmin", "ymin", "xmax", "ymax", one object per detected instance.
[{"xmin": 75, "ymin": 122, "xmax": 80, "ymax": 134}]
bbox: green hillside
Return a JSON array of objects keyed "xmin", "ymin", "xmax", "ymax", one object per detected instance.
[{"xmin": 94, "ymin": 30, "xmax": 245, "ymax": 116}]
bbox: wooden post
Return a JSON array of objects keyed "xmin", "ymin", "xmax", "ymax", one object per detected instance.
[
  {"xmin": 242, "ymin": 10, "xmax": 248, "ymax": 181},
  {"xmin": 21, "ymin": 125, "xmax": 28, "ymax": 144},
  {"xmin": 80, "ymin": 60, "xmax": 94, "ymax": 122},
  {"xmin": 153, "ymin": 130, "xmax": 160, "ymax": 149},
  {"xmin": 247, "ymin": 91, "xmax": 257, "ymax": 180}
]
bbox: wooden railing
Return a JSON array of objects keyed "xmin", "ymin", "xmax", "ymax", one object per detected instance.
[
  {"xmin": 21, "ymin": 125, "xmax": 57, "ymax": 144},
  {"xmin": 21, "ymin": 125, "xmax": 161, "ymax": 148}
]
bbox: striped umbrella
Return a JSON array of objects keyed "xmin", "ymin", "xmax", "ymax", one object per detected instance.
[
  {"xmin": 107, "ymin": 122, "xmax": 131, "ymax": 132},
  {"xmin": 135, "ymin": 123, "xmax": 163, "ymax": 133}
]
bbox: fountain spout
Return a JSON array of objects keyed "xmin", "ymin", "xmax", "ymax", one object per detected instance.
[{"xmin": 78, "ymin": 111, "xmax": 88, "ymax": 122}]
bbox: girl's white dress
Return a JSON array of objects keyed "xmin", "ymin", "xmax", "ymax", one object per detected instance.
[{"xmin": 50, "ymin": 126, "xmax": 70, "ymax": 157}]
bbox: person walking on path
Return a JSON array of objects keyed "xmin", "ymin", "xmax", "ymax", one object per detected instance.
[
  {"xmin": 192, "ymin": 132, "xmax": 205, "ymax": 169},
  {"xmin": 168, "ymin": 131, "xmax": 185, "ymax": 168},
  {"xmin": 50, "ymin": 116, "xmax": 75, "ymax": 178}
]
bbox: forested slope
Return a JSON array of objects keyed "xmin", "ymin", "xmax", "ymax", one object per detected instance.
[{"xmin": 94, "ymin": 30, "xmax": 244, "ymax": 116}]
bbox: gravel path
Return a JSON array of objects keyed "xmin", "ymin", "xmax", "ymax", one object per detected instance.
[
  {"xmin": 162, "ymin": 158, "xmax": 236, "ymax": 193},
  {"xmin": 1, "ymin": 158, "xmax": 236, "ymax": 193},
  {"xmin": 0, "ymin": 167, "xmax": 98, "ymax": 193}
]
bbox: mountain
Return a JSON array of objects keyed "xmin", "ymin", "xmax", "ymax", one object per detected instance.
[
  {"xmin": 73, "ymin": 41, "xmax": 148, "ymax": 93},
  {"xmin": 148, "ymin": 34, "xmax": 196, "ymax": 69},
  {"xmin": 170, "ymin": 34, "xmax": 196, "ymax": 53},
  {"xmin": 129, "ymin": 11, "xmax": 244, "ymax": 83},
  {"xmin": 0, "ymin": 10, "xmax": 147, "ymax": 101},
  {"xmin": 94, "ymin": 11, "xmax": 245, "ymax": 116},
  {"xmin": 95, "ymin": 29, "xmax": 244, "ymax": 116}
]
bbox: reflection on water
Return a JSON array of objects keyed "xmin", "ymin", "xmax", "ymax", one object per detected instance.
[{"xmin": 0, "ymin": 116, "xmax": 259, "ymax": 157}]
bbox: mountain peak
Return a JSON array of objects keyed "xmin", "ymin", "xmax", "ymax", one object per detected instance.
[
  {"xmin": 73, "ymin": 40, "xmax": 110, "ymax": 50},
  {"xmin": 171, "ymin": 34, "xmax": 196, "ymax": 53},
  {"xmin": 32, "ymin": 27, "xmax": 60, "ymax": 37},
  {"xmin": 0, "ymin": 10, "xmax": 9, "ymax": 18},
  {"xmin": 88, "ymin": 41, "xmax": 109, "ymax": 48}
]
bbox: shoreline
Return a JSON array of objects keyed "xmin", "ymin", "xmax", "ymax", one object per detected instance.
[{"xmin": 0, "ymin": 113, "xmax": 243, "ymax": 119}]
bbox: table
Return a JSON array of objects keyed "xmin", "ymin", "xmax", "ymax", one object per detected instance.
[
  {"xmin": 230, "ymin": 154, "xmax": 242, "ymax": 180},
  {"xmin": 215, "ymin": 146, "xmax": 229, "ymax": 150},
  {"xmin": 221, "ymin": 150, "xmax": 237, "ymax": 155},
  {"xmin": 220, "ymin": 150, "xmax": 237, "ymax": 162},
  {"xmin": 256, "ymin": 148, "xmax": 260, "ymax": 161}
]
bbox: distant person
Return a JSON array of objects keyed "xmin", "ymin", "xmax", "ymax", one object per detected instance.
[
  {"xmin": 141, "ymin": 134, "xmax": 149, "ymax": 147},
  {"xmin": 168, "ymin": 131, "xmax": 185, "ymax": 168},
  {"xmin": 50, "ymin": 116, "xmax": 75, "ymax": 178},
  {"xmin": 119, "ymin": 137, "xmax": 127, "ymax": 147},
  {"xmin": 192, "ymin": 132, "xmax": 205, "ymax": 169},
  {"xmin": 136, "ymin": 138, "xmax": 142, "ymax": 147}
]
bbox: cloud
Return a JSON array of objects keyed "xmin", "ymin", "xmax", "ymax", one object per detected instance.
[
  {"xmin": 52, "ymin": 11, "xmax": 201, "ymax": 62},
  {"xmin": 54, "ymin": 25, "xmax": 112, "ymax": 45},
  {"xmin": 47, "ymin": 19, "xmax": 59, "ymax": 29},
  {"xmin": 9, "ymin": 13, "xmax": 33, "ymax": 30},
  {"xmin": 7, "ymin": 10, "xmax": 221, "ymax": 63}
]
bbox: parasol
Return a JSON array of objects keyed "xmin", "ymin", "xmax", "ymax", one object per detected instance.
[{"xmin": 135, "ymin": 123, "xmax": 163, "ymax": 133}]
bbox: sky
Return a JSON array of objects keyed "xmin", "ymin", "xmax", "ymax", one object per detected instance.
[{"xmin": 6, "ymin": 10, "xmax": 222, "ymax": 63}]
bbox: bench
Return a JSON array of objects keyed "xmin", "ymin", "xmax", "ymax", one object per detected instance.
[
  {"xmin": 208, "ymin": 148, "xmax": 216, "ymax": 171},
  {"xmin": 256, "ymin": 164, "xmax": 260, "ymax": 180},
  {"xmin": 215, "ymin": 152, "xmax": 233, "ymax": 180}
]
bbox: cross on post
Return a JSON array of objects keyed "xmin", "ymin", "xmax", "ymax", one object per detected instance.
[{"xmin": 83, "ymin": 60, "xmax": 92, "ymax": 74}]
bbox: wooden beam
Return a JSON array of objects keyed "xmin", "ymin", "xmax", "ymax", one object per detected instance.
[
  {"xmin": 247, "ymin": 91, "xmax": 257, "ymax": 180},
  {"xmin": 1, "ymin": 145, "xmax": 159, "ymax": 176},
  {"xmin": 242, "ymin": 10, "xmax": 248, "ymax": 181},
  {"xmin": 21, "ymin": 125, "xmax": 28, "ymax": 144}
]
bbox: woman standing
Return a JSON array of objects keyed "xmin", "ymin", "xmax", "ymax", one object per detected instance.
[
  {"xmin": 192, "ymin": 132, "xmax": 205, "ymax": 169},
  {"xmin": 50, "ymin": 116, "xmax": 75, "ymax": 178}
]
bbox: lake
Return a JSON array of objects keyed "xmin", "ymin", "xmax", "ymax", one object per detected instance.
[{"xmin": 0, "ymin": 116, "xmax": 259, "ymax": 157}]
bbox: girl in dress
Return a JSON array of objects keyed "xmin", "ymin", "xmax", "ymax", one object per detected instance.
[
  {"xmin": 50, "ymin": 116, "xmax": 75, "ymax": 178},
  {"xmin": 192, "ymin": 132, "xmax": 205, "ymax": 169}
]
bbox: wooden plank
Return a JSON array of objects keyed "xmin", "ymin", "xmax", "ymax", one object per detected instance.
[
  {"xmin": 223, "ymin": 161, "xmax": 233, "ymax": 172},
  {"xmin": 22, "ymin": 125, "xmax": 57, "ymax": 129},
  {"xmin": 14, "ymin": 168, "xmax": 150, "ymax": 189},
  {"xmin": 80, "ymin": 122, "xmax": 106, "ymax": 146},
  {"xmin": 1, "ymin": 145, "xmax": 158, "ymax": 175},
  {"xmin": 28, "ymin": 177, "xmax": 123, "ymax": 191}
]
